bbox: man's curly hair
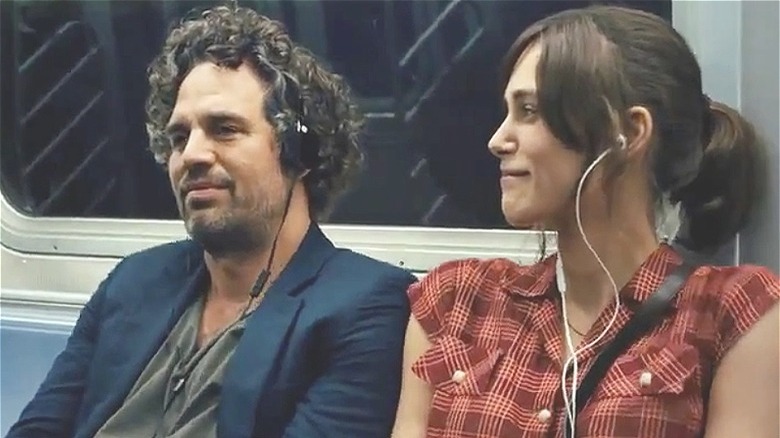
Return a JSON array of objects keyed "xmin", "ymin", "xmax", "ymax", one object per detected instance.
[{"xmin": 145, "ymin": 5, "xmax": 364, "ymax": 218}]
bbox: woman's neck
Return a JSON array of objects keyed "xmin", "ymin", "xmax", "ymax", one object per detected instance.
[{"xmin": 554, "ymin": 209, "xmax": 660, "ymax": 313}]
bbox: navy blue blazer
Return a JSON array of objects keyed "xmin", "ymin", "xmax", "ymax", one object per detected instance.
[{"xmin": 7, "ymin": 224, "xmax": 415, "ymax": 438}]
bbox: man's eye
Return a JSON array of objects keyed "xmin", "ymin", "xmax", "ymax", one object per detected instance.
[
  {"xmin": 169, "ymin": 133, "xmax": 188, "ymax": 149},
  {"xmin": 216, "ymin": 125, "xmax": 239, "ymax": 136}
]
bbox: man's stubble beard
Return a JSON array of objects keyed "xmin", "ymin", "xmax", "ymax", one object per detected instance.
[{"xmin": 183, "ymin": 196, "xmax": 279, "ymax": 259}]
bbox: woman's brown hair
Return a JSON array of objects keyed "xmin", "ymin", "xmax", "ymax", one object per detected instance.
[{"xmin": 502, "ymin": 5, "xmax": 763, "ymax": 252}]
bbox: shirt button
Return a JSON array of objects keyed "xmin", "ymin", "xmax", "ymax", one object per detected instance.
[
  {"xmin": 639, "ymin": 371, "xmax": 653, "ymax": 388},
  {"xmin": 451, "ymin": 370, "xmax": 467, "ymax": 383},
  {"xmin": 537, "ymin": 408, "xmax": 552, "ymax": 423}
]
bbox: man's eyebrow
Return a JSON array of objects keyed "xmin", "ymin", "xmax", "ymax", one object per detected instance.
[
  {"xmin": 164, "ymin": 111, "xmax": 249, "ymax": 134},
  {"xmin": 205, "ymin": 111, "xmax": 250, "ymax": 127},
  {"xmin": 164, "ymin": 120, "xmax": 187, "ymax": 135}
]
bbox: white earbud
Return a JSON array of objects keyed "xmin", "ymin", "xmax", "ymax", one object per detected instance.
[{"xmin": 617, "ymin": 133, "xmax": 628, "ymax": 150}]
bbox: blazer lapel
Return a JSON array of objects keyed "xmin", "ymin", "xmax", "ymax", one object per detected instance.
[
  {"xmin": 219, "ymin": 224, "xmax": 336, "ymax": 438},
  {"xmin": 83, "ymin": 242, "xmax": 206, "ymax": 437}
]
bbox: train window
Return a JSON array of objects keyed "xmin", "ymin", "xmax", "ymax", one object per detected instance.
[{"xmin": 0, "ymin": 0, "xmax": 671, "ymax": 228}]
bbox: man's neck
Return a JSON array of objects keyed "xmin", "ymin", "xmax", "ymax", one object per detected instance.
[{"xmin": 204, "ymin": 214, "xmax": 311, "ymax": 303}]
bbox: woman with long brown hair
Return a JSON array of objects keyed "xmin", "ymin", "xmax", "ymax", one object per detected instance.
[{"xmin": 392, "ymin": 5, "xmax": 779, "ymax": 438}]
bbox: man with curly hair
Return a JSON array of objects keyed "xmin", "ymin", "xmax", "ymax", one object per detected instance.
[{"xmin": 7, "ymin": 5, "xmax": 414, "ymax": 438}]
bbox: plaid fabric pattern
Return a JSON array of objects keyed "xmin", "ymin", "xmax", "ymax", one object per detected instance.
[{"xmin": 409, "ymin": 244, "xmax": 779, "ymax": 438}]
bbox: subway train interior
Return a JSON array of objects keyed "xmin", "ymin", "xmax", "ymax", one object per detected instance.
[{"xmin": 1, "ymin": 0, "xmax": 777, "ymax": 434}]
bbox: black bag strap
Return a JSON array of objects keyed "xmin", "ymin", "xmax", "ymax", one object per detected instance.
[{"xmin": 564, "ymin": 259, "xmax": 698, "ymax": 438}]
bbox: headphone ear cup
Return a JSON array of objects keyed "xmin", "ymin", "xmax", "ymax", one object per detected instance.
[
  {"xmin": 279, "ymin": 130, "xmax": 302, "ymax": 172},
  {"xmin": 298, "ymin": 129, "xmax": 319, "ymax": 170},
  {"xmin": 279, "ymin": 120, "xmax": 317, "ymax": 173}
]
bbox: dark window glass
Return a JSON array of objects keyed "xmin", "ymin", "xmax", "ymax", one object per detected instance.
[{"xmin": 0, "ymin": 0, "xmax": 671, "ymax": 228}]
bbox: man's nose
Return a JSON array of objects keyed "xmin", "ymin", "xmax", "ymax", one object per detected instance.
[{"xmin": 180, "ymin": 129, "xmax": 217, "ymax": 166}]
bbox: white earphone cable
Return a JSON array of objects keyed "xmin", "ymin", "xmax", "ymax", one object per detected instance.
[{"xmin": 558, "ymin": 135, "xmax": 626, "ymax": 437}]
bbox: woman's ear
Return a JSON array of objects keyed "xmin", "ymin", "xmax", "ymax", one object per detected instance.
[{"xmin": 625, "ymin": 105, "xmax": 654, "ymax": 158}]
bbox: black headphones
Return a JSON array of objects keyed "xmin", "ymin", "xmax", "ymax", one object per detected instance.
[{"xmin": 278, "ymin": 81, "xmax": 318, "ymax": 174}]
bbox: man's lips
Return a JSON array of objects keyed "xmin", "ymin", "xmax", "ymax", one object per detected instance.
[{"xmin": 181, "ymin": 181, "xmax": 229, "ymax": 195}]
